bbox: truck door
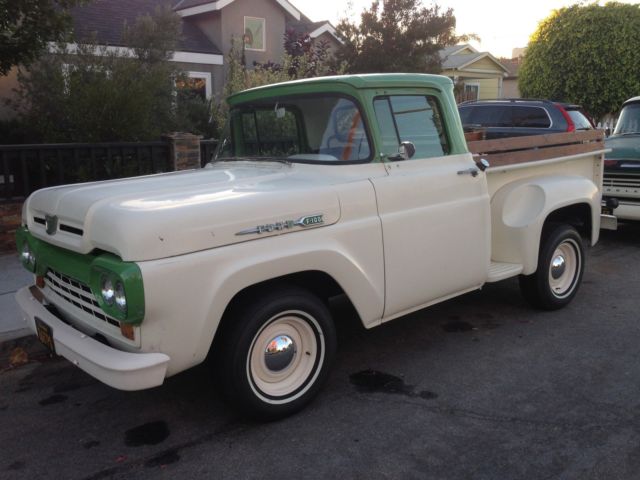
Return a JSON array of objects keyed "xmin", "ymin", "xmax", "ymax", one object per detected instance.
[{"xmin": 369, "ymin": 94, "xmax": 491, "ymax": 319}]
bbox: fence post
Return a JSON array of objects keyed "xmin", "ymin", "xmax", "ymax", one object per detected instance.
[
  {"xmin": 163, "ymin": 132, "xmax": 202, "ymax": 171},
  {"xmin": 0, "ymin": 201, "xmax": 23, "ymax": 254}
]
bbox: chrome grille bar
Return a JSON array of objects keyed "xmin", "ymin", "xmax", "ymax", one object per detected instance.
[{"xmin": 45, "ymin": 269, "xmax": 120, "ymax": 328}]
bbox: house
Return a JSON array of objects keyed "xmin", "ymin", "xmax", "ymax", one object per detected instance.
[
  {"xmin": 0, "ymin": 0, "xmax": 341, "ymax": 118},
  {"xmin": 500, "ymin": 57, "xmax": 522, "ymax": 98},
  {"xmin": 439, "ymin": 44, "xmax": 509, "ymax": 103}
]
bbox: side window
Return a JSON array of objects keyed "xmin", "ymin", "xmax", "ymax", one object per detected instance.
[
  {"xmin": 463, "ymin": 105, "xmax": 511, "ymax": 127},
  {"xmin": 512, "ymin": 106, "xmax": 551, "ymax": 128},
  {"xmin": 374, "ymin": 95, "xmax": 449, "ymax": 159}
]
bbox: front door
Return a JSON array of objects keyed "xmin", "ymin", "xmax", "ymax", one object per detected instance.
[{"xmin": 370, "ymin": 94, "xmax": 491, "ymax": 318}]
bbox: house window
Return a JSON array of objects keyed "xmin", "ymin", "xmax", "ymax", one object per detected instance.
[
  {"xmin": 176, "ymin": 71, "xmax": 212, "ymax": 100},
  {"xmin": 244, "ymin": 17, "xmax": 266, "ymax": 51},
  {"xmin": 463, "ymin": 83, "xmax": 480, "ymax": 102}
]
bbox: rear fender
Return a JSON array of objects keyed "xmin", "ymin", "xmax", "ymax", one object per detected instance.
[{"xmin": 490, "ymin": 175, "xmax": 599, "ymax": 274}]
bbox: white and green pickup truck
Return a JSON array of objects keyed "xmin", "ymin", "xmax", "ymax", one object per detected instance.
[{"xmin": 15, "ymin": 74, "xmax": 607, "ymax": 419}]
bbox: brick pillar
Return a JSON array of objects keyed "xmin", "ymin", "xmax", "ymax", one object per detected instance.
[
  {"xmin": 163, "ymin": 132, "xmax": 202, "ymax": 171},
  {"xmin": 0, "ymin": 201, "xmax": 23, "ymax": 254}
]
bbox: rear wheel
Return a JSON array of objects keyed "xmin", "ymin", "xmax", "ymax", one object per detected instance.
[
  {"xmin": 219, "ymin": 286, "xmax": 336, "ymax": 420},
  {"xmin": 519, "ymin": 224, "xmax": 585, "ymax": 310}
]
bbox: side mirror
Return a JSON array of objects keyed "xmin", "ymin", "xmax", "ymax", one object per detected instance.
[
  {"xmin": 399, "ymin": 141, "xmax": 416, "ymax": 160},
  {"xmin": 387, "ymin": 141, "xmax": 416, "ymax": 162}
]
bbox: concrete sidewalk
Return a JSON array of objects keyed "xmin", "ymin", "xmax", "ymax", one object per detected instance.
[{"xmin": 0, "ymin": 253, "xmax": 33, "ymax": 342}]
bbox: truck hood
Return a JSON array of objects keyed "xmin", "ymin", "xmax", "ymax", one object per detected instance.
[{"xmin": 25, "ymin": 162, "xmax": 341, "ymax": 261}]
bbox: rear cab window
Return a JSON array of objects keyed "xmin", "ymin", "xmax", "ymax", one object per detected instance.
[{"xmin": 373, "ymin": 95, "xmax": 450, "ymax": 159}]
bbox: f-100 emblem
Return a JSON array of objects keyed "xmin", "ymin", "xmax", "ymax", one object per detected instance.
[{"xmin": 236, "ymin": 214, "xmax": 324, "ymax": 236}]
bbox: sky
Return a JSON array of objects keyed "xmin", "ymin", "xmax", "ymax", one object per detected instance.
[{"xmin": 297, "ymin": 0, "xmax": 638, "ymax": 59}]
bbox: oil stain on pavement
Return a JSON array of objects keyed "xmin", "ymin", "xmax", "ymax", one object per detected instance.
[
  {"xmin": 350, "ymin": 369, "xmax": 438, "ymax": 400},
  {"xmin": 125, "ymin": 421, "xmax": 170, "ymax": 447}
]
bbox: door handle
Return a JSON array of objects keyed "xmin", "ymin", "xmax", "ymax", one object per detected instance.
[{"xmin": 457, "ymin": 167, "xmax": 479, "ymax": 177}]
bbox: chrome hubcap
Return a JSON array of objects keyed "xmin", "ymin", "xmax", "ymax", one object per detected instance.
[
  {"xmin": 551, "ymin": 255, "xmax": 566, "ymax": 279},
  {"xmin": 548, "ymin": 239, "xmax": 581, "ymax": 298},
  {"xmin": 248, "ymin": 311, "xmax": 323, "ymax": 403},
  {"xmin": 264, "ymin": 335, "xmax": 296, "ymax": 372}
]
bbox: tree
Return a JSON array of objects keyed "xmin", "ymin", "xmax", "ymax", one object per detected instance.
[
  {"xmin": 11, "ymin": 6, "xmax": 212, "ymax": 142},
  {"xmin": 0, "ymin": 0, "xmax": 88, "ymax": 76},
  {"xmin": 335, "ymin": 0, "xmax": 473, "ymax": 74},
  {"xmin": 519, "ymin": 3, "xmax": 640, "ymax": 121}
]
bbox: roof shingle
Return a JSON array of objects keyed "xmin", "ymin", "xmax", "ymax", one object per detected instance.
[{"xmin": 71, "ymin": 0, "xmax": 221, "ymax": 54}]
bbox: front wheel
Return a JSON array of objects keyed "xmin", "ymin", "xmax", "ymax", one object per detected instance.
[
  {"xmin": 219, "ymin": 286, "xmax": 336, "ymax": 420},
  {"xmin": 519, "ymin": 224, "xmax": 585, "ymax": 310}
]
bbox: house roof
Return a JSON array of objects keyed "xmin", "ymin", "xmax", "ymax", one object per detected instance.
[
  {"xmin": 71, "ymin": 0, "xmax": 221, "ymax": 54},
  {"xmin": 174, "ymin": 0, "xmax": 301, "ymax": 20},
  {"xmin": 500, "ymin": 58, "xmax": 521, "ymax": 78},
  {"xmin": 286, "ymin": 20, "xmax": 342, "ymax": 43},
  {"xmin": 439, "ymin": 44, "xmax": 509, "ymax": 74},
  {"xmin": 439, "ymin": 44, "xmax": 478, "ymax": 60}
]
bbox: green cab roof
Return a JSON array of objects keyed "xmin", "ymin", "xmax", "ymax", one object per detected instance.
[{"xmin": 227, "ymin": 73, "xmax": 454, "ymax": 105}]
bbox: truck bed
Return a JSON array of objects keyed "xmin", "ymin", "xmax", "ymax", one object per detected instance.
[{"xmin": 467, "ymin": 130, "xmax": 607, "ymax": 198}]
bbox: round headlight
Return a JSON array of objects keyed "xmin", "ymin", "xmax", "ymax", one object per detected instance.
[
  {"xmin": 114, "ymin": 282, "xmax": 127, "ymax": 312},
  {"xmin": 101, "ymin": 276, "xmax": 115, "ymax": 305},
  {"xmin": 20, "ymin": 243, "xmax": 35, "ymax": 267}
]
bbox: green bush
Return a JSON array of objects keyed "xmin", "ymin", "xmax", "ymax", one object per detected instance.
[{"xmin": 519, "ymin": 3, "xmax": 640, "ymax": 121}]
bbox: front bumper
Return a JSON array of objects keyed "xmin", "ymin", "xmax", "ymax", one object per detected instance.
[{"xmin": 15, "ymin": 286, "xmax": 170, "ymax": 391}]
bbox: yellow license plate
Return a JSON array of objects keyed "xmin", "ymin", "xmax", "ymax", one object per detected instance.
[{"xmin": 35, "ymin": 317, "xmax": 56, "ymax": 354}]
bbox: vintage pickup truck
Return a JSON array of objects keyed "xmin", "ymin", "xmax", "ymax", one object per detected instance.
[{"xmin": 15, "ymin": 74, "xmax": 607, "ymax": 419}]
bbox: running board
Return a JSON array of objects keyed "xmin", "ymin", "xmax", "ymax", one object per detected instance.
[{"xmin": 487, "ymin": 262, "xmax": 524, "ymax": 282}]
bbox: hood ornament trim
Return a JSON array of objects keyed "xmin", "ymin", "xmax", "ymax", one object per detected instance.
[
  {"xmin": 45, "ymin": 215, "xmax": 58, "ymax": 235},
  {"xmin": 236, "ymin": 214, "xmax": 324, "ymax": 236}
]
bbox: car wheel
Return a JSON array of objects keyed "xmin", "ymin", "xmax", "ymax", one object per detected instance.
[
  {"xmin": 220, "ymin": 285, "xmax": 336, "ymax": 420},
  {"xmin": 519, "ymin": 224, "xmax": 585, "ymax": 310}
]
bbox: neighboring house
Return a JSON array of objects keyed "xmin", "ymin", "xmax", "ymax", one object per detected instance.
[
  {"xmin": 439, "ymin": 44, "xmax": 509, "ymax": 103},
  {"xmin": 0, "ymin": 0, "xmax": 341, "ymax": 119},
  {"xmin": 500, "ymin": 57, "xmax": 522, "ymax": 98}
]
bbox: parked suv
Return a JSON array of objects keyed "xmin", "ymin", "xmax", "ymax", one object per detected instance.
[{"xmin": 458, "ymin": 99, "xmax": 594, "ymax": 139}]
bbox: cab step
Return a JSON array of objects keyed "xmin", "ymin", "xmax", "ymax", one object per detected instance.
[{"xmin": 487, "ymin": 262, "xmax": 524, "ymax": 282}]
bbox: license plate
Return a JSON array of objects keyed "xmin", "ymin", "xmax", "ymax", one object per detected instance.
[{"xmin": 35, "ymin": 317, "xmax": 56, "ymax": 354}]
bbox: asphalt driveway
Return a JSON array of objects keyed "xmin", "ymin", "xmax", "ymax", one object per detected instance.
[{"xmin": 1, "ymin": 224, "xmax": 640, "ymax": 480}]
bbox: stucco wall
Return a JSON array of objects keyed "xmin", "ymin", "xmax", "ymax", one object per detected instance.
[
  {"xmin": 195, "ymin": 0, "xmax": 286, "ymax": 65},
  {"xmin": 502, "ymin": 78, "xmax": 520, "ymax": 99}
]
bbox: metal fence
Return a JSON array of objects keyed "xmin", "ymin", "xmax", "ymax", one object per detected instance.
[{"xmin": 0, "ymin": 141, "xmax": 171, "ymax": 201}]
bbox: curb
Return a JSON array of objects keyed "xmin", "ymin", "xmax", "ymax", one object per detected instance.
[{"xmin": 0, "ymin": 327, "xmax": 31, "ymax": 344}]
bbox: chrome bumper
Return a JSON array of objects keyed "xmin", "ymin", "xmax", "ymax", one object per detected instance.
[
  {"xmin": 600, "ymin": 214, "xmax": 618, "ymax": 231},
  {"xmin": 15, "ymin": 286, "xmax": 170, "ymax": 391}
]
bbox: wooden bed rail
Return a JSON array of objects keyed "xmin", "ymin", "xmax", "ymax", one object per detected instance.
[{"xmin": 466, "ymin": 130, "xmax": 606, "ymax": 168}]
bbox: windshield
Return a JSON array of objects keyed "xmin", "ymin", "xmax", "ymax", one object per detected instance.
[
  {"xmin": 614, "ymin": 103, "xmax": 640, "ymax": 135},
  {"xmin": 214, "ymin": 95, "xmax": 371, "ymax": 163}
]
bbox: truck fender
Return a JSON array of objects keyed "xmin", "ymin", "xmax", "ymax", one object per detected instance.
[
  {"xmin": 490, "ymin": 175, "xmax": 600, "ymax": 274},
  {"xmin": 193, "ymin": 242, "xmax": 385, "ymax": 363}
]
